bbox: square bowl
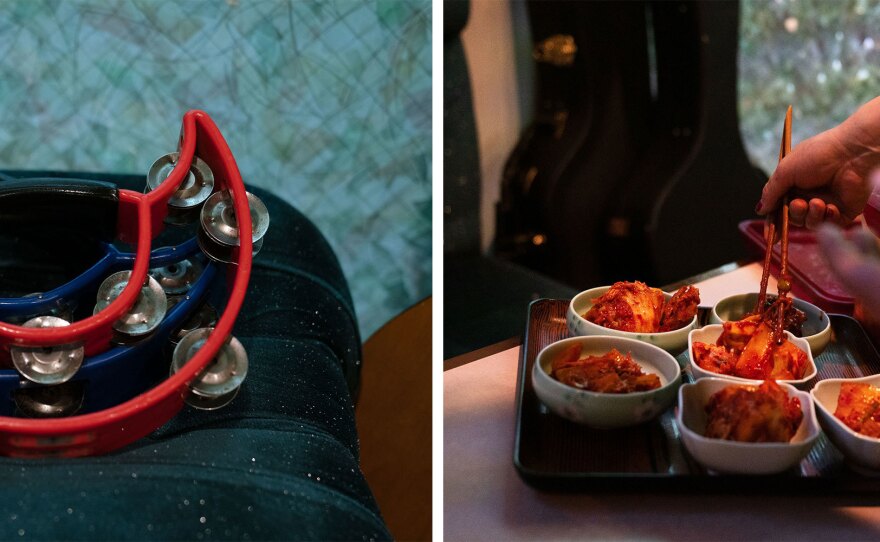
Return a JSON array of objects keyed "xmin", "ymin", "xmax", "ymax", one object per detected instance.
[
  {"xmin": 709, "ymin": 292, "xmax": 831, "ymax": 355},
  {"xmin": 532, "ymin": 335, "xmax": 682, "ymax": 429},
  {"xmin": 676, "ymin": 377, "xmax": 820, "ymax": 474},
  {"xmin": 567, "ymin": 286, "xmax": 697, "ymax": 355},
  {"xmin": 687, "ymin": 324, "xmax": 817, "ymax": 388},
  {"xmin": 811, "ymin": 374, "xmax": 880, "ymax": 472}
]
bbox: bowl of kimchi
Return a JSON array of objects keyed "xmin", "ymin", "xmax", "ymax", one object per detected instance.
[
  {"xmin": 532, "ymin": 335, "xmax": 682, "ymax": 428},
  {"xmin": 567, "ymin": 282, "xmax": 699, "ymax": 355},
  {"xmin": 811, "ymin": 375, "xmax": 880, "ymax": 471},
  {"xmin": 676, "ymin": 377, "xmax": 820, "ymax": 474},
  {"xmin": 687, "ymin": 324, "xmax": 817, "ymax": 388},
  {"xmin": 709, "ymin": 292, "xmax": 831, "ymax": 355}
]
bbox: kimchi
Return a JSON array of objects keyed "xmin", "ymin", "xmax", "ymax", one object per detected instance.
[
  {"xmin": 584, "ymin": 281, "xmax": 699, "ymax": 333},
  {"xmin": 704, "ymin": 380, "xmax": 803, "ymax": 443},
  {"xmin": 692, "ymin": 314, "xmax": 808, "ymax": 380},
  {"xmin": 550, "ymin": 344, "xmax": 660, "ymax": 393},
  {"xmin": 834, "ymin": 382, "xmax": 880, "ymax": 438}
]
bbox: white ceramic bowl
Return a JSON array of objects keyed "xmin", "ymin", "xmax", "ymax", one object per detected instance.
[
  {"xmin": 676, "ymin": 377, "xmax": 820, "ymax": 474},
  {"xmin": 532, "ymin": 335, "xmax": 682, "ymax": 428},
  {"xmin": 687, "ymin": 325, "xmax": 817, "ymax": 388},
  {"xmin": 811, "ymin": 375, "xmax": 880, "ymax": 472},
  {"xmin": 567, "ymin": 286, "xmax": 697, "ymax": 355},
  {"xmin": 709, "ymin": 292, "xmax": 831, "ymax": 355}
]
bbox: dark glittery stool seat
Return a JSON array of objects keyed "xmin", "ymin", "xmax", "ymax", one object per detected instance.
[{"xmin": 0, "ymin": 173, "xmax": 391, "ymax": 541}]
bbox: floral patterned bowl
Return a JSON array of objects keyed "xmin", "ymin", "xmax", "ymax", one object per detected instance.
[{"xmin": 532, "ymin": 335, "xmax": 682, "ymax": 428}]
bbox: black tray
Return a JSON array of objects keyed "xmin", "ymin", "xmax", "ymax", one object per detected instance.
[{"xmin": 513, "ymin": 299, "xmax": 880, "ymax": 491}]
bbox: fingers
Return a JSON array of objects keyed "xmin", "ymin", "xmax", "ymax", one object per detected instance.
[
  {"xmin": 817, "ymin": 224, "xmax": 880, "ymax": 310},
  {"xmin": 756, "ymin": 128, "xmax": 843, "ymax": 217},
  {"xmin": 757, "ymin": 136, "xmax": 819, "ymax": 215},
  {"xmin": 825, "ymin": 204, "xmax": 842, "ymax": 226},
  {"xmin": 805, "ymin": 198, "xmax": 827, "ymax": 229},
  {"xmin": 788, "ymin": 198, "xmax": 808, "ymax": 227},
  {"xmin": 757, "ymin": 168, "xmax": 794, "ymax": 217},
  {"xmin": 786, "ymin": 199, "xmax": 843, "ymax": 229}
]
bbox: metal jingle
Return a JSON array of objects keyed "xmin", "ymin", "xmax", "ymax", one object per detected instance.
[
  {"xmin": 198, "ymin": 191, "xmax": 269, "ymax": 263},
  {"xmin": 146, "ymin": 152, "xmax": 215, "ymax": 225},
  {"xmin": 181, "ymin": 386, "xmax": 240, "ymax": 411},
  {"xmin": 167, "ymin": 299, "xmax": 218, "ymax": 345},
  {"xmin": 4, "ymin": 294, "xmax": 76, "ymax": 325},
  {"xmin": 13, "ymin": 381, "xmax": 85, "ymax": 418},
  {"xmin": 197, "ymin": 227, "xmax": 265, "ymax": 264},
  {"xmin": 23, "ymin": 293, "xmax": 75, "ymax": 321},
  {"xmin": 10, "ymin": 316, "xmax": 84, "ymax": 385},
  {"xmin": 171, "ymin": 327, "xmax": 248, "ymax": 410},
  {"xmin": 94, "ymin": 271, "xmax": 167, "ymax": 337},
  {"xmin": 108, "ymin": 329, "xmax": 151, "ymax": 347},
  {"xmin": 149, "ymin": 258, "xmax": 204, "ymax": 295}
]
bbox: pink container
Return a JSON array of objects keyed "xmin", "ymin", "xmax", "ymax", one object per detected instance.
[{"xmin": 739, "ymin": 219, "xmax": 856, "ymax": 315}]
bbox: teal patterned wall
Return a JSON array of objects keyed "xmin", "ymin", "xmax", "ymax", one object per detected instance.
[{"xmin": 0, "ymin": 0, "xmax": 432, "ymax": 338}]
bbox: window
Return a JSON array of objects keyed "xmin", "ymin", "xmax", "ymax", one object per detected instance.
[{"xmin": 739, "ymin": 0, "xmax": 880, "ymax": 175}]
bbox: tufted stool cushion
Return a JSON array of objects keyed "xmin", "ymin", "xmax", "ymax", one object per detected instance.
[{"xmin": 0, "ymin": 173, "xmax": 391, "ymax": 541}]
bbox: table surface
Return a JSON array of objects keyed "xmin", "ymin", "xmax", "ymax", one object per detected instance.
[{"xmin": 443, "ymin": 263, "xmax": 880, "ymax": 541}]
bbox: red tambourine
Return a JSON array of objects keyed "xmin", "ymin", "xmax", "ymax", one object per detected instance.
[{"xmin": 0, "ymin": 110, "xmax": 254, "ymax": 457}]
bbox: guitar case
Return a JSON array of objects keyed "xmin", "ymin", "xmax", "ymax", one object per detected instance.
[{"xmin": 495, "ymin": 0, "xmax": 766, "ymax": 288}]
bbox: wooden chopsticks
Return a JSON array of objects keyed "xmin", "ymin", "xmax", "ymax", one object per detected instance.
[{"xmin": 755, "ymin": 106, "xmax": 793, "ymax": 318}]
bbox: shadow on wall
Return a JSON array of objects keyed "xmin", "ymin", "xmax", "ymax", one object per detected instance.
[{"xmin": 0, "ymin": 0, "xmax": 432, "ymax": 337}]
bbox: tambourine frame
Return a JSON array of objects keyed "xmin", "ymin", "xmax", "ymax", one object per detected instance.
[{"xmin": 0, "ymin": 110, "xmax": 253, "ymax": 457}]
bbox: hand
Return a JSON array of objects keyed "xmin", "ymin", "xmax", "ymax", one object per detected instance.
[{"xmin": 757, "ymin": 99, "xmax": 880, "ymax": 229}]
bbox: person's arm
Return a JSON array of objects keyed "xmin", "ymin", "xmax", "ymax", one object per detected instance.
[
  {"xmin": 757, "ymin": 97, "xmax": 880, "ymax": 228},
  {"xmin": 817, "ymin": 224, "xmax": 880, "ymax": 344},
  {"xmin": 818, "ymin": 225, "xmax": 880, "ymax": 307}
]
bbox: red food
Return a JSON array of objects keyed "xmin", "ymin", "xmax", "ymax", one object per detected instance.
[
  {"xmin": 717, "ymin": 314, "xmax": 761, "ymax": 355},
  {"xmin": 692, "ymin": 317, "xmax": 808, "ymax": 381},
  {"xmin": 758, "ymin": 297, "xmax": 807, "ymax": 336},
  {"xmin": 550, "ymin": 345, "xmax": 661, "ymax": 393},
  {"xmin": 704, "ymin": 380, "xmax": 803, "ymax": 443},
  {"xmin": 691, "ymin": 342, "xmax": 738, "ymax": 376},
  {"xmin": 659, "ymin": 285, "xmax": 700, "ymax": 332},
  {"xmin": 735, "ymin": 321, "xmax": 807, "ymax": 381},
  {"xmin": 584, "ymin": 281, "xmax": 699, "ymax": 333},
  {"xmin": 834, "ymin": 382, "xmax": 880, "ymax": 438}
]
